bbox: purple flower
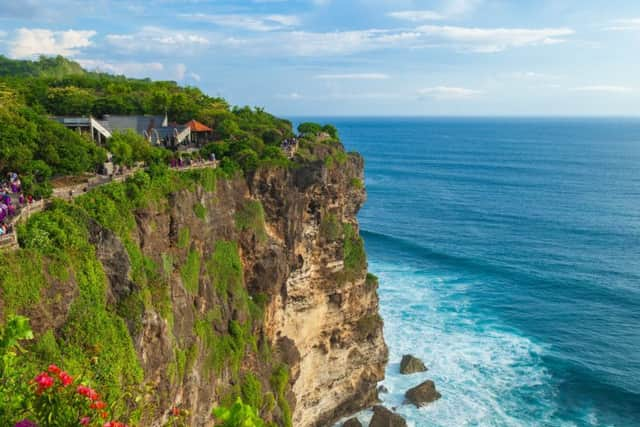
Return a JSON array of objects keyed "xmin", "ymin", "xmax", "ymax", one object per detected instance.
[{"xmin": 14, "ymin": 420, "xmax": 37, "ymax": 427}]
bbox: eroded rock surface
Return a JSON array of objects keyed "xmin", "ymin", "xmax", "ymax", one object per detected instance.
[
  {"xmin": 405, "ymin": 380, "xmax": 442, "ymax": 407},
  {"xmin": 368, "ymin": 406, "xmax": 407, "ymax": 427},
  {"xmin": 399, "ymin": 354, "xmax": 427, "ymax": 375}
]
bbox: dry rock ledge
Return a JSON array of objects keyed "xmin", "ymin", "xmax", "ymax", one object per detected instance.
[
  {"xmin": 405, "ymin": 380, "xmax": 442, "ymax": 407},
  {"xmin": 368, "ymin": 406, "xmax": 408, "ymax": 427},
  {"xmin": 399, "ymin": 354, "xmax": 427, "ymax": 374}
]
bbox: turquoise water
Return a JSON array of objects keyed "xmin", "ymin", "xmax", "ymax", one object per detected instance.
[{"xmin": 304, "ymin": 118, "xmax": 640, "ymax": 426}]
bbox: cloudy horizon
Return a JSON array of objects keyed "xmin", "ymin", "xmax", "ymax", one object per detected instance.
[{"xmin": 1, "ymin": 0, "xmax": 639, "ymax": 116}]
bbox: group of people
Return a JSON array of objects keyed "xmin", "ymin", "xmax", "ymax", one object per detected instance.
[
  {"xmin": 169, "ymin": 153, "xmax": 216, "ymax": 169},
  {"xmin": 0, "ymin": 172, "xmax": 32, "ymax": 238},
  {"xmin": 281, "ymin": 137, "xmax": 299, "ymax": 156}
]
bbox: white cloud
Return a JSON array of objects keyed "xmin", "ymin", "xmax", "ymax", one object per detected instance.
[
  {"xmin": 444, "ymin": 0, "xmax": 483, "ymax": 16},
  {"xmin": 9, "ymin": 28, "xmax": 96, "ymax": 59},
  {"xmin": 103, "ymin": 23, "xmax": 574, "ymax": 59},
  {"xmin": 390, "ymin": 0, "xmax": 482, "ymax": 22},
  {"xmin": 417, "ymin": 25, "xmax": 574, "ymax": 52},
  {"xmin": 175, "ymin": 63, "xmax": 187, "ymax": 80},
  {"xmin": 105, "ymin": 26, "xmax": 209, "ymax": 54},
  {"xmin": 507, "ymin": 71, "xmax": 561, "ymax": 80},
  {"xmin": 275, "ymin": 29, "xmax": 421, "ymax": 56},
  {"xmin": 388, "ymin": 10, "xmax": 445, "ymax": 22},
  {"xmin": 276, "ymin": 92, "xmax": 303, "ymax": 100},
  {"xmin": 314, "ymin": 73, "xmax": 390, "ymax": 80},
  {"xmin": 77, "ymin": 59, "xmax": 164, "ymax": 77},
  {"xmin": 189, "ymin": 72, "xmax": 201, "ymax": 82},
  {"xmin": 571, "ymin": 85, "xmax": 634, "ymax": 93},
  {"xmin": 418, "ymin": 86, "xmax": 483, "ymax": 99},
  {"xmin": 604, "ymin": 18, "xmax": 640, "ymax": 31},
  {"xmin": 180, "ymin": 13, "xmax": 300, "ymax": 31}
]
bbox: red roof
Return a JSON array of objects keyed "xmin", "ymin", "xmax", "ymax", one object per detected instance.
[{"xmin": 185, "ymin": 119, "xmax": 213, "ymax": 132}]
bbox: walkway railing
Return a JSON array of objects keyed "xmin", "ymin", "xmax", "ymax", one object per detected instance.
[{"xmin": 0, "ymin": 160, "xmax": 218, "ymax": 250}]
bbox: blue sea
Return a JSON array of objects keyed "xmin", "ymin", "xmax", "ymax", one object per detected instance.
[{"xmin": 302, "ymin": 118, "xmax": 640, "ymax": 427}]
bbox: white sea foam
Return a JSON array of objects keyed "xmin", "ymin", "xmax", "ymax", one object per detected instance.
[{"xmin": 336, "ymin": 260, "xmax": 572, "ymax": 427}]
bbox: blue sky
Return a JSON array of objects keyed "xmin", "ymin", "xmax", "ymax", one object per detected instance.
[{"xmin": 1, "ymin": 0, "xmax": 640, "ymax": 116}]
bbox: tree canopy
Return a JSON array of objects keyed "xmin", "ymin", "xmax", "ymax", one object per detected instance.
[{"xmin": 0, "ymin": 55, "xmax": 299, "ymax": 192}]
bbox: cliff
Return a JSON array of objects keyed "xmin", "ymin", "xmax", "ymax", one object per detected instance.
[{"xmin": 0, "ymin": 144, "xmax": 387, "ymax": 426}]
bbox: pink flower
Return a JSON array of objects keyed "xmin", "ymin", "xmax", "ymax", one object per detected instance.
[
  {"xmin": 58, "ymin": 371, "xmax": 73, "ymax": 386},
  {"xmin": 34, "ymin": 372, "xmax": 54, "ymax": 393},
  {"xmin": 91, "ymin": 401, "xmax": 107, "ymax": 410},
  {"xmin": 77, "ymin": 385, "xmax": 99, "ymax": 401},
  {"xmin": 47, "ymin": 364, "xmax": 61, "ymax": 375},
  {"xmin": 80, "ymin": 417, "xmax": 91, "ymax": 426}
]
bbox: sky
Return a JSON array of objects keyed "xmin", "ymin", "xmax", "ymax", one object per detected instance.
[{"xmin": 1, "ymin": 0, "xmax": 640, "ymax": 116}]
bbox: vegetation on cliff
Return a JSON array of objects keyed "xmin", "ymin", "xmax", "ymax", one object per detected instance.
[
  {"xmin": 0, "ymin": 55, "xmax": 377, "ymax": 427},
  {"xmin": 0, "ymin": 55, "xmax": 294, "ymax": 195}
]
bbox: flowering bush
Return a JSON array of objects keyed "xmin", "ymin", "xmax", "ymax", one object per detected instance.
[{"xmin": 0, "ymin": 316, "xmax": 131, "ymax": 427}]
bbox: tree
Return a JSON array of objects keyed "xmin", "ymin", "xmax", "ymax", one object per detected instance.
[
  {"xmin": 297, "ymin": 122, "xmax": 322, "ymax": 135},
  {"xmin": 107, "ymin": 129, "xmax": 157, "ymax": 166},
  {"xmin": 321, "ymin": 124, "xmax": 339, "ymax": 139}
]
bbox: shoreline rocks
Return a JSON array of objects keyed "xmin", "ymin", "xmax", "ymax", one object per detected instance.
[
  {"xmin": 399, "ymin": 355, "xmax": 427, "ymax": 375},
  {"xmin": 369, "ymin": 406, "xmax": 407, "ymax": 427},
  {"xmin": 405, "ymin": 380, "xmax": 441, "ymax": 407},
  {"xmin": 343, "ymin": 418, "xmax": 363, "ymax": 427}
]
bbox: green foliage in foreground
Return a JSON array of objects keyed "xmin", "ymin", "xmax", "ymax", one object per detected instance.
[
  {"xmin": 213, "ymin": 398, "xmax": 266, "ymax": 427},
  {"xmin": 0, "ymin": 168, "xmax": 237, "ymax": 419}
]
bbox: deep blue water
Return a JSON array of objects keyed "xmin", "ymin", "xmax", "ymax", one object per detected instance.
[{"xmin": 300, "ymin": 118, "xmax": 640, "ymax": 427}]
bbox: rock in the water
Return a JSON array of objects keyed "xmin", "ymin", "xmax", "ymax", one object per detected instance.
[
  {"xmin": 399, "ymin": 354, "xmax": 427, "ymax": 374},
  {"xmin": 377, "ymin": 385, "xmax": 389, "ymax": 394},
  {"xmin": 344, "ymin": 418, "xmax": 363, "ymax": 427},
  {"xmin": 369, "ymin": 406, "xmax": 407, "ymax": 427},
  {"xmin": 405, "ymin": 380, "xmax": 441, "ymax": 407}
]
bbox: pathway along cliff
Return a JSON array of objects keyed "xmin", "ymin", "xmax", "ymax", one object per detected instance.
[{"xmin": 0, "ymin": 141, "xmax": 388, "ymax": 426}]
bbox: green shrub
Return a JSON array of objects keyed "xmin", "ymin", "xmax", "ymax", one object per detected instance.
[
  {"xmin": 0, "ymin": 250, "xmax": 45, "ymax": 317},
  {"xmin": 343, "ymin": 223, "xmax": 366, "ymax": 280},
  {"xmin": 194, "ymin": 202, "xmax": 207, "ymax": 220},
  {"xmin": 270, "ymin": 365, "xmax": 292, "ymax": 427},
  {"xmin": 241, "ymin": 373, "xmax": 263, "ymax": 410},
  {"xmin": 180, "ymin": 249, "xmax": 201, "ymax": 294},
  {"xmin": 319, "ymin": 213, "xmax": 341, "ymax": 242},
  {"xmin": 350, "ymin": 178, "xmax": 364, "ymax": 189},
  {"xmin": 356, "ymin": 313, "xmax": 383, "ymax": 339},
  {"xmin": 235, "ymin": 200, "xmax": 267, "ymax": 242},
  {"xmin": 207, "ymin": 241, "xmax": 244, "ymax": 302},
  {"xmin": 213, "ymin": 398, "xmax": 266, "ymax": 427},
  {"xmin": 178, "ymin": 227, "xmax": 191, "ymax": 249},
  {"xmin": 365, "ymin": 273, "xmax": 379, "ymax": 288}
]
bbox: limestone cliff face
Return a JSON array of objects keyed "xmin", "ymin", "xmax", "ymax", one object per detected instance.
[
  {"xmin": 250, "ymin": 155, "xmax": 388, "ymax": 427},
  {"xmin": 29, "ymin": 147, "xmax": 387, "ymax": 426}
]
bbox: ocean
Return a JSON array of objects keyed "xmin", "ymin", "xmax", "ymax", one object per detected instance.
[{"xmin": 300, "ymin": 118, "xmax": 640, "ymax": 427}]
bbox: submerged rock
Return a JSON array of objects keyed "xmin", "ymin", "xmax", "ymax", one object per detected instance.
[
  {"xmin": 344, "ymin": 417, "xmax": 363, "ymax": 427},
  {"xmin": 377, "ymin": 385, "xmax": 389, "ymax": 394},
  {"xmin": 399, "ymin": 355, "xmax": 427, "ymax": 374},
  {"xmin": 368, "ymin": 406, "xmax": 407, "ymax": 427},
  {"xmin": 405, "ymin": 380, "xmax": 441, "ymax": 407}
]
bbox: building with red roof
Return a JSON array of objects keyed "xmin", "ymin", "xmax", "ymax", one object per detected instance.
[{"xmin": 185, "ymin": 119, "xmax": 213, "ymax": 145}]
